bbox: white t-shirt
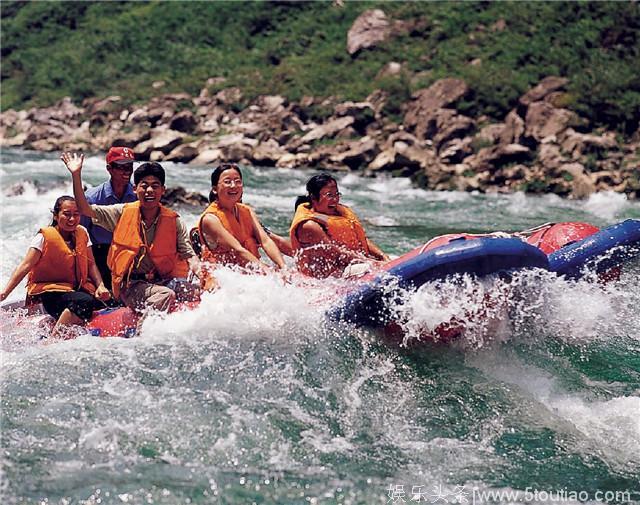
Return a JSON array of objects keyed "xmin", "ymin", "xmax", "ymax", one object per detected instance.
[{"xmin": 29, "ymin": 227, "xmax": 92, "ymax": 251}]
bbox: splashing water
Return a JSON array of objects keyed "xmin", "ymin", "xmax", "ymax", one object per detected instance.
[{"xmin": 2, "ymin": 148, "xmax": 640, "ymax": 504}]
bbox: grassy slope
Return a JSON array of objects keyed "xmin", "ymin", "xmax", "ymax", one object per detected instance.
[{"xmin": 1, "ymin": 1, "xmax": 639, "ymax": 133}]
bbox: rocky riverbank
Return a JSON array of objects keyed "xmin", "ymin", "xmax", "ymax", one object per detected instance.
[
  {"xmin": 2, "ymin": 73, "xmax": 638, "ymax": 200},
  {"xmin": 2, "ymin": 7, "xmax": 639, "ymax": 200}
]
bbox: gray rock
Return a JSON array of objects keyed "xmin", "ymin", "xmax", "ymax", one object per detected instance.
[
  {"xmin": 162, "ymin": 186, "xmax": 207, "ymax": 207},
  {"xmin": 524, "ymin": 102, "xmax": 578, "ymax": 142},
  {"xmin": 347, "ymin": 9, "xmax": 391, "ymax": 55},
  {"xmin": 189, "ymin": 148, "xmax": 223, "ymax": 166},
  {"xmin": 169, "ymin": 110, "xmax": 198, "ymax": 133},
  {"xmin": 404, "ymin": 78, "xmax": 469, "ymax": 139},
  {"xmin": 520, "ymin": 76, "xmax": 569, "ymax": 107}
]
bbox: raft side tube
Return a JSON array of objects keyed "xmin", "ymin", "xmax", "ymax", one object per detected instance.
[
  {"xmin": 329, "ymin": 237, "xmax": 549, "ymax": 328},
  {"xmin": 548, "ymin": 219, "xmax": 640, "ymax": 278}
]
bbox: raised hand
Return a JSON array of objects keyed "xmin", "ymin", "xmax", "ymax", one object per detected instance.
[{"xmin": 60, "ymin": 152, "xmax": 84, "ymax": 175}]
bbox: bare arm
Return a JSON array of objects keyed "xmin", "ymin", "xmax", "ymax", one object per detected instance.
[
  {"xmin": 267, "ymin": 231, "xmax": 294, "ymax": 257},
  {"xmin": 61, "ymin": 152, "xmax": 96, "ymax": 218},
  {"xmin": 249, "ymin": 209, "xmax": 286, "ymax": 269},
  {"xmin": 0, "ymin": 248, "xmax": 42, "ymax": 301},
  {"xmin": 201, "ymin": 214, "xmax": 263, "ymax": 268},
  {"xmin": 366, "ymin": 238, "xmax": 390, "ymax": 262}
]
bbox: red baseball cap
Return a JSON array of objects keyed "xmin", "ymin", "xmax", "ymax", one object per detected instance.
[{"xmin": 106, "ymin": 146, "xmax": 135, "ymax": 165}]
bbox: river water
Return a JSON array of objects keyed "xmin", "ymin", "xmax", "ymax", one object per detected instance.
[{"xmin": 1, "ymin": 148, "xmax": 639, "ymax": 504}]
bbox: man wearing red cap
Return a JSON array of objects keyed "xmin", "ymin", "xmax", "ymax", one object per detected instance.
[{"xmin": 81, "ymin": 146, "xmax": 137, "ymax": 291}]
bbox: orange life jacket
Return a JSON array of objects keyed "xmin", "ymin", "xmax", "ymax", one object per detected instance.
[
  {"xmin": 289, "ymin": 203, "xmax": 370, "ymax": 278},
  {"xmin": 27, "ymin": 226, "xmax": 95, "ymax": 296},
  {"xmin": 197, "ymin": 202, "xmax": 260, "ymax": 266},
  {"xmin": 107, "ymin": 201, "xmax": 188, "ymax": 298}
]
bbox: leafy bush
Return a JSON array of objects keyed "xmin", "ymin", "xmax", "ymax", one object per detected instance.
[{"xmin": 1, "ymin": 1, "xmax": 638, "ymax": 135}]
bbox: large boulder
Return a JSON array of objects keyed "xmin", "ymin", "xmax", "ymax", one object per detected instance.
[
  {"xmin": 258, "ymin": 95, "xmax": 286, "ymax": 112},
  {"xmin": 298, "ymin": 116, "xmax": 355, "ymax": 145},
  {"xmin": 83, "ymin": 95, "xmax": 123, "ymax": 117},
  {"xmin": 329, "ymin": 137, "xmax": 379, "ymax": 170},
  {"xmin": 432, "ymin": 111, "xmax": 475, "ymax": 149},
  {"xmin": 169, "ymin": 110, "xmax": 198, "ymax": 133},
  {"xmin": 251, "ymin": 139, "xmax": 289, "ymax": 167},
  {"xmin": 334, "ymin": 101, "xmax": 376, "ymax": 133},
  {"xmin": 165, "ymin": 143, "xmax": 201, "ymax": 163},
  {"xmin": 347, "ymin": 9, "xmax": 391, "ymax": 55},
  {"xmin": 560, "ymin": 129, "xmax": 618, "ymax": 158},
  {"xmin": 537, "ymin": 142, "xmax": 564, "ymax": 171},
  {"xmin": 134, "ymin": 128, "xmax": 184, "ymax": 159},
  {"xmin": 276, "ymin": 152, "xmax": 311, "ymax": 169},
  {"xmin": 162, "ymin": 186, "xmax": 208, "ymax": 207},
  {"xmin": 475, "ymin": 123, "xmax": 506, "ymax": 146},
  {"xmin": 189, "ymin": 148, "xmax": 223, "ymax": 166},
  {"xmin": 519, "ymin": 76, "xmax": 569, "ymax": 107},
  {"xmin": 561, "ymin": 162, "xmax": 596, "ymax": 199},
  {"xmin": 367, "ymin": 141, "xmax": 437, "ymax": 176},
  {"xmin": 215, "ymin": 87, "xmax": 243, "ymax": 106},
  {"xmin": 524, "ymin": 102, "xmax": 578, "ymax": 142},
  {"xmin": 439, "ymin": 137, "xmax": 474, "ymax": 164},
  {"xmin": 466, "ymin": 144, "xmax": 532, "ymax": 172},
  {"xmin": 110, "ymin": 126, "xmax": 152, "ymax": 148},
  {"xmin": 404, "ymin": 78, "xmax": 469, "ymax": 139},
  {"xmin": 499, "ymin": 110, "xmax": 525, "ymax": 145}
]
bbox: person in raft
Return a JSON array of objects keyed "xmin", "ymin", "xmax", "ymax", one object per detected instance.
[
  {"xmin": 196, "ymin": 163, "xmax": 286, "ymax": 283},
  {"xmin": 0, "ymin": 196, "xmax": 111, "ymax": 337},
  {"xmin": 289, "ymin": 174, "xmax": 389, "ymax": 278},
  {"xmin": 81, "ymin": 146, "xmax": 137, "ymax": 291},
  {"xmin": 62, "ymin": 152, "xmax": 201, "ymax": 314}
]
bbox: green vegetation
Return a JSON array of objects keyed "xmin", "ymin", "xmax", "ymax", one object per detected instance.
[{"xmin": 2, "ymin": 1, "xmax": 639, "ymax": 134}]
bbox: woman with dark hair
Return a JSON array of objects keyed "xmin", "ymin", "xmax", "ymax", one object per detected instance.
[
  {"xmin": 289, "ymin": 174, "xmax": 388, "ymax": 278},
  {"xmin": 0, "ymin": 196, "xmax": 110, "ymax": 337},
  {"xmin": 197, "ymin": 163, "xmax": 285, "ymax": 278}
]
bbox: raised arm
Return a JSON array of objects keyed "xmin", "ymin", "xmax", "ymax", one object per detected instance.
[
  {"xmin": 0, "ymin": 247, "xmax": 42, "ymax": 302},
  {"xmin": 61, "ymin": 152, "xmax": 96, "ymax": 218}
]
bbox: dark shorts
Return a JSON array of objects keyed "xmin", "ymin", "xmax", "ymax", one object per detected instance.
[{"xmin": 39, "ymin": 290, "xmax": 102, "ymax": 321}]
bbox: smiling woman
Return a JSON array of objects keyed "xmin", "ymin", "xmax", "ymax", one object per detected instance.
[
  {"xmin": 289, "ymin": 174, "xmax": 389, "ymax": 278},
  {"xmin": 0, "ymin": 195, "xmax": 110, "ymax": 338},
  {"xmin": 195, "ymin": 163, "xmax": 285, "ymax": 286}
]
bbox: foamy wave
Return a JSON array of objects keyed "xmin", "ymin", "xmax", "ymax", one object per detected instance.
[
  {"xmin": 468, "ymin": 352, "xmax": 640, "ymax": 473},
  {"xmin": 582, "ymin": 191, "xmax": 628, "ymax": 221},
  {"xmin": 140, "ymin": 268, "xmax": 331, "ymax": 341}
]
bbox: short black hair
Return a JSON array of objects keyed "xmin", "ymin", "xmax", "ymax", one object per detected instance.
[{"xmin": 134, "ymin": 162, "xmax": 165, "ymax": 186}]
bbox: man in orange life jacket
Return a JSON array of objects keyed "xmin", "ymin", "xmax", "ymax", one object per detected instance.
[
  {"xmin": 80, "ymin": 146, "xmax": 137, "ymax": 291},
  {"xmin": 62, "ymin": 152, "xmax": 200, "ymax": 315}
]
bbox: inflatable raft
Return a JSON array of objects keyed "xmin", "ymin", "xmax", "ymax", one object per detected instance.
[
  {"xmin": 4, "ymin": 220, "xmax": 639, "ymax": 340},
  {"xmin": 328, "ymin": 236, "xmax": 548, "ymax": 331},
  {"xmin": 329, "ymin": 219, "xmax": 640, "ymax": 340},
  {"xmin": 525, "ymin": 219, "xmax": 640, "ymax": 279}
]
